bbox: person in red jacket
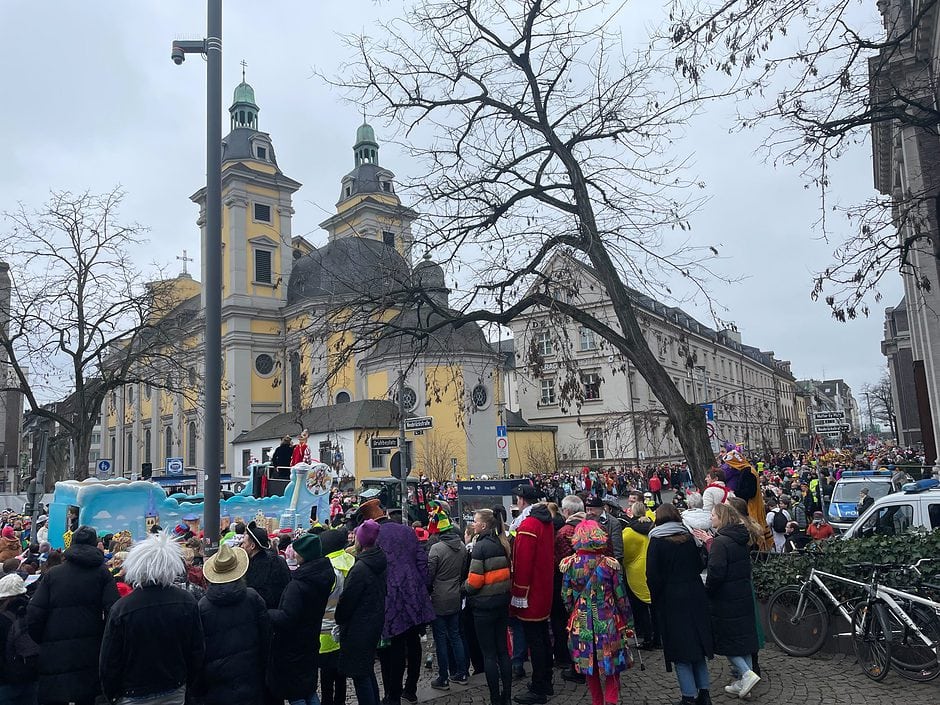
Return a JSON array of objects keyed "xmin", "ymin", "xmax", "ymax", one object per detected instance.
[{"xmin": 510, "ymin": 497, "xmax": 556, "ymax": 705}]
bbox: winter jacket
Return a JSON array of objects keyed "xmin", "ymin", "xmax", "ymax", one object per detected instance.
[
  {"xmin": 621, "ymin": 518, "xmax": 652, "ymax": 603},
  {"xmin": 554, "ymin": 512, "xmax": 585, "ymax": 567},
  {"xmin": 321, "ymin": 548, "xmax": 356, "ymax": 655},
  {"xmin": 99, "ymin": 584, "xmax": 204, "ymax": 701},
  {"xmin": 267, "ymin": 556, "xmax": 335, "ymax": 701},
  {"xmin": 197, "ymin": 581, "xmax": 271, "ymax": 705},
  {"xmin": 597, "ymin": 512, "xmax": 624, "ymax": 560},
  {"xmin": 510, "ymin": 503, "xmax": 554, "ymax": 621},
  {"xmin": 270, "ymin": 443, "xmax": 294, "ymax": 469},
  {"xmin": 26, "ymin": 543, "xmax": 120, "ymax": 703},
  {"xmin": 646, "ymin": 523, "xmax": 713, "ymax": 667},
  {"xmin": 705, "ymin": 523, "xmax": 759, "ymax": 657},
  {"xmin": 245, "ymin": 547, "xmax": 292, "ymax": 609},
  {"xmin": 0, "ymin": 594, "xmax": 33, "ymax": 685},
  {"xmin": 376, "ymin": 518, "xmax": 435, "ymax": 638},
  {"xmin": 335, "ymin": 546, "xmax": 387, "ymax": 678},
  {"xmin": 702, "ymin": 482, "xmax": 731, "ymax": 513},
  {"xmin": 427, "ymin": 529, "xmax": 468, "ymax": 616},
  {"xmin": 464, "ymin": 533, "xmax": 511, "ymax": 612},
  {"xmin": 0, "ymin": 536, "xmax": 21, "ymax": 562}
]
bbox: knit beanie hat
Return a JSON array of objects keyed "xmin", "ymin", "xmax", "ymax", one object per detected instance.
[
  {"xmin": 320, "ymin": 529, "xmax": 348, "ymax": 556},
  {"xmin": 292, "ymin": 533, "xmax": 323, "ymax": 562},
  {"xmin": 356, "ymin": 519, "xmax": 380, "ymax": 549},
  {"xmin": 72, "ymin": 525, "xmax": 98, "ymax": 547},
  {"xmin": 428, "ymin": 500, "xmax": 452, "ymax": 534},
  {"xmin": 1, "ymin": 526, "xmax": 14, "ymax": 540}
]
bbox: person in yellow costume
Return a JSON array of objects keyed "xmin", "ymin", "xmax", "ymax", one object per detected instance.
[{"xmin": 621, "ymin": 501, "xmax": 659, "ymax": 649}]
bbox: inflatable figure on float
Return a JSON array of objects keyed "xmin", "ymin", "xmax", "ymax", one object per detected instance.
[
  {"xmin": 718, "ymin": 441, "xmax": 772, "ymax": 550},
  {"xmin": 45, "ymin": 461, "xmax": 337, "ymax": 549}
]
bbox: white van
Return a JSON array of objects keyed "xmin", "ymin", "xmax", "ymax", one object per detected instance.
[{"xmin": 841, "ymin": 479, "xmax": 940, "ymax": 539}]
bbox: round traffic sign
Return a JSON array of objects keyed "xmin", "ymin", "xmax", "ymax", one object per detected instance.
[
  {"xmin": 496, "ymin": 438, "xmax": 508, "ymax": 450},
  {"xmin": 97, "ymin": 459, "xmax": 111, "ymax": 472}
]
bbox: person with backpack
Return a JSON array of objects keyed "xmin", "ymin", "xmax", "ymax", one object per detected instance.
[
  {"xmin": 0, "ymin": 574, "xmax": 38, "ymax": 705},
  {"xmin": 765, "ymin": 498, "xmax": 791, "ymax": 553}
]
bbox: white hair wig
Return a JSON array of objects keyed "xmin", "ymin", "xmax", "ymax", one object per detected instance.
[{"xmin": 123, "ymin": 530, "xmax": 185, "ymax": 588}]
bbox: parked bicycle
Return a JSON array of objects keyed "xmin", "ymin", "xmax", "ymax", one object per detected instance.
[{"xmin": 766, "ymin": 558, "xmax": 940, "ymax": 681}]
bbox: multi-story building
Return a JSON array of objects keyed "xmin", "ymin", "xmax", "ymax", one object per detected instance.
[
  {"xmin": 797, "ymin": 379, "xmax": 862, "ymax": 441},
  {"xmin": 0, "ymin": 261, "xmax": 23, "ymax": 487},
  {"xmin": 870, "ymin": 0, "xmax": 940, "ymax": 468},
  {"xmin": 882, "ymin": 297, "xmax": 922, "ymax": 446},
  {"xmin": 507, "ymin": 255, "xmax": 800, "ymax": 468}
]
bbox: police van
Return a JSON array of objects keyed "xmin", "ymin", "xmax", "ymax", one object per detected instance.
[
  {"xmin": 827, "ymin": 470, "xmax": 903, "ymax": 532},
  {"xmin": 841, "ymin": 479, "xmax": 940, "ymax": 539}
]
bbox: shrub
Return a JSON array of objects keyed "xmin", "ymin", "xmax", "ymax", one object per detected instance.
[{"xmin": 752, "ymin": 530, "xmax": 940, "ymax": 600}]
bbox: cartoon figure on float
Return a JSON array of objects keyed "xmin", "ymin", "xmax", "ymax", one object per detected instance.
[{"xmin": 718, "ymin": 441, "xmax": 771, "ymax": 550}]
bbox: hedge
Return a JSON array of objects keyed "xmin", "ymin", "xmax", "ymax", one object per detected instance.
[{"xmin": 752, "ymin": 530, "xmax": 940, "ymax": 600}]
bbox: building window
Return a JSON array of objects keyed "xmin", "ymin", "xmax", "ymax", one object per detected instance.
[
  {"xmin": 254, "ymin": 248, "xmax": 273, "ymax": 284},
  {"xmin": 90, "ymin": 431, "xmax": 101, "ymax": 446},
  {"xmin": 382, "ymin": 230, "xmax": 395, "ymax": 247},
  {"xmin": 588, "ymin": 428, "xmax": 605, "ymax": 459},
  {"xmin": 579, "ymin": 327, "xmax": 597, "ymax": 351},
  {"xmin": 371, "ymin": 448, "xmax": 390, "ymax": 470},
  {"xmin": 395, "ymin": 386, "xmax": 418, "ymax": 412},
  {"xmin": 534, "ymin": 330, "xmax": 553, "ymax": 356},
  {"xmin": 381, "ymin": 181, "xmax": 393, "ymax": 193},
  {"xmin": 144, "ymin": 383, "xmax": 152, "ymax": 400},
  {"xmin": 256, "ymin": 145, "xmax": 267, "ymax": 160},
  {"xmin": 187, "ymin": 421, "xmax": 197, "ymax": 466},
  {"xmin": 540, "ymin": 378, "xmax": 556, "ymax": 405},
  {"xmin": 335, "ymin": 391, "xmax": 351, "ymax": 404},
  {"xmin": 253, "ymin": 203, "xmax": 272, "ymax": 223},
  {"xmin": 110, "ymin": 435, "xmax": 116, "ymax": 462},
  {"xmin": 144, "ymin": 428, "xmax": 152, "ymax": 464},
  {"xmin": 582, "ymin": 372, "xmax": 601, "ymax": 400},
  {"xmin": 255, "ymin": 353, "xmax": 275, "ymax": 376},
  {"xmin": 188, "ymin": 367, "xmax": 197, "ymax": 386},
  {"xmin": 127, "ymin": 385, "xmax": 134, "ymax": 404},
  {"xmin": 471, "ymin": 384, "xmax": 488, "ymax": 409},
  {"xmin": 164, "ymin": 426, "xmax": 173, "ymax": 460}
]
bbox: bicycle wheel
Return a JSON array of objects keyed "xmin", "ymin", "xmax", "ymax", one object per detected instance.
[
  {"xmin": 886, "ymin": 603, "xmax": 940, "ymax": 682},
  {"xmin": 852, "ymin": 602, "xmax": 892, "ymax": 681},
  {"xmin": 768, "ymin": 586, "xmax": 829, "ymax": 656}
]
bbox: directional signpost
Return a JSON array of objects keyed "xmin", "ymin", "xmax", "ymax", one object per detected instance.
[
  {"xmin": 496, "ymin": 425, "xmax": 509, "ymax": 460},
  {"xmin": 813, "ymin": 411, "xmax": 847, "ymax": 439}
]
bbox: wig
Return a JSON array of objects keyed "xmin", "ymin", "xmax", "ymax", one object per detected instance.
[{"xmin": 123, "ymin": 530, "xmax": 184, "ymax": 588}]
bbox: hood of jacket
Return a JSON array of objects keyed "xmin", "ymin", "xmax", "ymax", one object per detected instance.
[
  {"xmin": 718, "ymin": 523, "xmax": 751, "ymax": 546},
  {"xmin": 437, "ymin": 530, "xmax": 464, "ymax": 552},
  {"xmin": 355, "ymin": 545, "xmax": 387, "ymax": 576},
  {"xmin": 205, "ymin": 579, "xmax": 247, "ymax": 606},
  {"xmin": 64, "ymin": 542, "xmax": 105, "ymax": 568},
  {"xmin": 0, "ymin": 536, "xmax": 19, "ymax": 551},
  {"xmin": 528, "ymin": 503, "xmax": 553, "ymax": 524},
  {"xmin": 294, "ymin": 555, "xmax": 336, "ymax": 587},
  {"xmin": 627, "ymin": 517, "xmax": 653, "ymax": 536},
  {"xmin": 565, "ymin": 511, "xmax": 586, "ymax": 526}
]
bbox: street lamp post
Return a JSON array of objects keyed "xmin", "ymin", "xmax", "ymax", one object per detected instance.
[{"xmin": 171, "ymin": 0, "xmax": 222, "ymax": 545}]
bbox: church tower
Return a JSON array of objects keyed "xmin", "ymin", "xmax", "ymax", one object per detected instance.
[{"xmin": 319, "ymin": 120, "xmax": 417, "ymax": 262}]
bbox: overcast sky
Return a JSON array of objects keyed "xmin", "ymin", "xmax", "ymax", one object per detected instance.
[{"xmin": 0, "ymin": 1, "xmax": 899, "ymax": 407}]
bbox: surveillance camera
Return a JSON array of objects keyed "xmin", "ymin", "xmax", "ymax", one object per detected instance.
[{"xmin": 171, "ymin": 45, "xmax": 185, "ymax": 65}]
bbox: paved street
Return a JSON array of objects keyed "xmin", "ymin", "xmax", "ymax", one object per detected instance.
[{"xmin": 367, "ymin": 645, "xmax": 937, "ymax": 705}]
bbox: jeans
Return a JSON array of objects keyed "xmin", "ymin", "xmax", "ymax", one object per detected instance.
[
  {"xmin": 510, "ymin": 617, "xmax": 528, "ymax": 665},
  {"xmin": 432, "ymin": 613, "xmax": 468, "ymax": 681},
  {"xmin": 727, "ymin": 654, "xmax": 753, "ymax": 679},
  {"xmin": 521, "ymin": 619, "xmax": 553, "ymax": 696},
  {"xmin": 377, "ymin": 625, "xmax": 422, "ymax": 701},
  {"xmin": 116, "ymin": 686, "xmax": 186, "ymax": 705},
  {"xmin": 288, "ymin": 694, "xmax": 321, "ymax": 705},
  {"xmin": 0, "ymin": 681, "xmax": 38, "ymax": 705},
  {"xmin": 674, "ymin": 660, "xmax": 710, "ymax": 697},
  {"xmin": 350, "ymin": 672, "xmax": 380, "ymax": 705},
  {"xmin": 319, "ymin": 650, "xmax": 347, "ymax": 705},
  {"xmin": 474, "ymin": 608, "xmax": 512, "ymax": 704}
]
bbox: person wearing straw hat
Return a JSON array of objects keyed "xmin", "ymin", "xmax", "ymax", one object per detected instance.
[{"xmin": 197, "ymin": 544, "xmax": 271, "ymax": 705}]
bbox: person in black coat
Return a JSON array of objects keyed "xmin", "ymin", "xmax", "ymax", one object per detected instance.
[
  {"xmin": 0, "ymin": 573, "xmax": 38, "ymax": 705},
  {"xmin": 335, "ymin": 520, "xmax": 387, "ymax": 705},
  {"xmin": 198, "ymin": 544, "xmax": 271, "ymax": 705},
  {"xmin": 26, "ymin": 525, "xmax": 119, "ymax": 705},
  {"xmin": 646, "ymin": 505, "xmax": 713, "ymax": 705},
  {"xmin": 704, "ymin": 504, "xmax": 760, "ymax": 699},
  {"xmin": 99, "ymin": 531, "xmax": 204, "ymax": 704},
  {"xmin": 268, "ymin": 533, "xmax": 334, "ymax": 705},
  {"xmin": 270, "ymin": 436, "xmax": 295, "ymax": 477},
  {"xmin": 244, "ymin": 521, "xmax": 291, "ymax": 609}
]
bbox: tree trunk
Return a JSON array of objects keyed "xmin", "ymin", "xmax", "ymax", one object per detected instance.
[{"xmin": 73, "ymin": 426, "xmax": 94, "ymax": 481}]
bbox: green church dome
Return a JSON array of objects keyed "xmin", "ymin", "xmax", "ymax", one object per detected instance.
[
  {"xmin": 356, "ymin": 122, "xmax": 377, "ymax": 145},
  {"xmin": 233, "ymin": 81, "xmax": 257, "ymax": 106}
]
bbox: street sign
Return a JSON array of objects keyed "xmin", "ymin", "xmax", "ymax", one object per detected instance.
[
  {"xmin": 370, "ymin": 437, "xmax": 399, "ymax": 449},
  {"xmin": 813, "ymin": 411, "xmax": 846, "ymax": 432},
  {"xmin": 166, "ymin": 457, "xmax": 184, "ymax": 476},
  {"xmin": 96, "ymin": 459, "xmax": 112, "ymax": 479},
  {"xmin": 404, "ymin": 416, "xmax": 434, "ymax": 431},
  {"xmin": 412, "ymin": 429, "xmax": 425, "ymax": 436},
  {"xmin": 496, "ymin": 425, "xmax": 507, "ymax": 437},
  {"xmin": 451, "ymin": 457, "xmax": 458, "ymax": 470},
  {"xmin": 699, "ymin": 403, "xmax": 715, "ymax": 421},
  {"xmin": 496, "ymin": 435, "xmax": 509, "ymax": 459}
]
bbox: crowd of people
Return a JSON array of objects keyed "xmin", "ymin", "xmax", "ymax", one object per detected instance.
[{"xmin": 0, "ymin": 442, "xmax": 923, "ymax": 705}]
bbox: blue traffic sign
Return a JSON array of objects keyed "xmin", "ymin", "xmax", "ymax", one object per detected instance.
[
  {"xmin": 96, "ymin": 459, "xmax": 112, "ymax": 478},
  {"xmin": 699, "ymin": 403, "xmax": 715, "ymax": 421},
  {"xmin": 496, "ymin": 425, "xmax": 507, "ymax": 437},
  {"xmin": 166, "ymin": 457, "xmax": 184, "ymax": 476}
]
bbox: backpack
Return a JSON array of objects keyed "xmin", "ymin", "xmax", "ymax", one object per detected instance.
[
  {"xmin": 771, "ymin": 509, "xmax": 788, "ymax": 534},
  {"xmin": 2, "ymin": 608, "xmax": 39, "ymax": 683}
]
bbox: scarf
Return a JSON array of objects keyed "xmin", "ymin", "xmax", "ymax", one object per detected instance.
[{"xmin": 648, "ymin": 521, "xmax": 690, "ymax": 540}]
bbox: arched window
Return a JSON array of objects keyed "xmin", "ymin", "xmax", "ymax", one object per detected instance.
[
  {"xmin": 187, "ymin": 421, "xmax": 197, "ymax": 466},
  {"xmin": 335, "ymin": 391, "xmax": 351, "ymax": 404},
  {"xmin": 124, "ymin": 432, "xmax": 133, "ymax": 474},
  {"xmin": 164, "ymin": 426, "xmax": 173, "ymax": 460},
  {"xmin": 144, "ymin": 428, "xmax": 152, "ymax": 464}
]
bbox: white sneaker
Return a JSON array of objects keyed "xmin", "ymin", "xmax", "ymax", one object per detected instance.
[
  {"xmin": 724, "ymin": 679, "xmax": 743, "ymax": 696},
  {"xmin": 738, "ymin": 670, "xmax": 761, "ymax": 698}
]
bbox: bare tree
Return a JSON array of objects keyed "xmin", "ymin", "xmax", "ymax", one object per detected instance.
[
  {"xmin": 0, "ymin": 189, "xmax": 195, "ymax": 480},
  {"xmin": 324, "ymin": 0, "xmax": 728, "ymax": 487},
  {"xmin": 523, "ymin": 441, "xmax": 559, "ymax": 476},
  {"xmin": 416, "ymin": 431, "xmax": 460, "ymax": 482},
  {"xmin": 862, "ymin": 370, "xmax": 897, "ymax": 438},
  {"xmin": 667, "ymin": 0, "xmax": 940, "ymax": 318}
]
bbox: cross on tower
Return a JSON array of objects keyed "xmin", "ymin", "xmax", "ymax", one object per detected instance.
[
  {"xmin": 176, "ymin": 249, "xmax": 193, "ymax": 275},
  {"xmin": 241, "ymin": 59, "xmax": 247, "ymax": 82}
]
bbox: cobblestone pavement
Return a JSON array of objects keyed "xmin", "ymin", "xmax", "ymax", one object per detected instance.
[{"xmin": 360, "ymin": 645, "xmax": 937, "ymax": 705}]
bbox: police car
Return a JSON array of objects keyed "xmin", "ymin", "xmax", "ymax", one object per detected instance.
[
  {"xmin": 841, "ymin": 478, "xmax": 940, "ymax": 539},
  {"xmin": 827, "ymin": 470, "xmax": 903, "ymax": 532}
]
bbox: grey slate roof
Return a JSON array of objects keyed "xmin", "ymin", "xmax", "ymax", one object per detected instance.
[
  {"xmin": 233, "ymin": 399, "xmax": 406, "ymax": 444},
  {"xmin": 505, "ymin": 408, "xmax": 557, "ymax": 432},
  {"xmin": 364, "ymin": 306, "xmax": 495, "ymax": 361},
  {"xmin": 339, "ymin": 162, "xmax": 395, "ymax": 201},
  {"xmin": 222, "ymin": 127, "xmax": 278, "ymax": 165}
]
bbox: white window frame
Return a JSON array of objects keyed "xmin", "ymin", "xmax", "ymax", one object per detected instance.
[
  {"xmin": 540, "ymin": 378, "xmax": 556, "ymax": 406},
  {"xmin": 579, "ymin": 327, "xmax": 597, "ymax": 351},
  {"xmin": 535, "ymin": 330, "xmax": 554, "ymax": 357},
  {"xmin": 582, "ymin": 371, "xmax": 601, "ymax": 401},
  {"xmin": 587, "ymin": 428, "xmax": 605, "ymax": 459}
]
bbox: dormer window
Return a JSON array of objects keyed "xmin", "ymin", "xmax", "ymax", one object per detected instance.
[
  {"xmin": 382, "ymin": 181, "xmax": 392, "ymax": 193},
  {"xmin": 383, "ymin": 230, "xmax": 395, "ymax": 247},
  {"xmin": 256, "ymin": 145, "xmax": 267, "ymax": 160}
]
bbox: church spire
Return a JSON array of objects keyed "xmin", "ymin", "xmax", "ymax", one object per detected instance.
[
  {"xmin": 354, "ymin": 118, "xmax": 379, "ymax": 167},
  {"xmin": 229, "ymin": 61, "xmax": 259, "ymax": 131}
]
